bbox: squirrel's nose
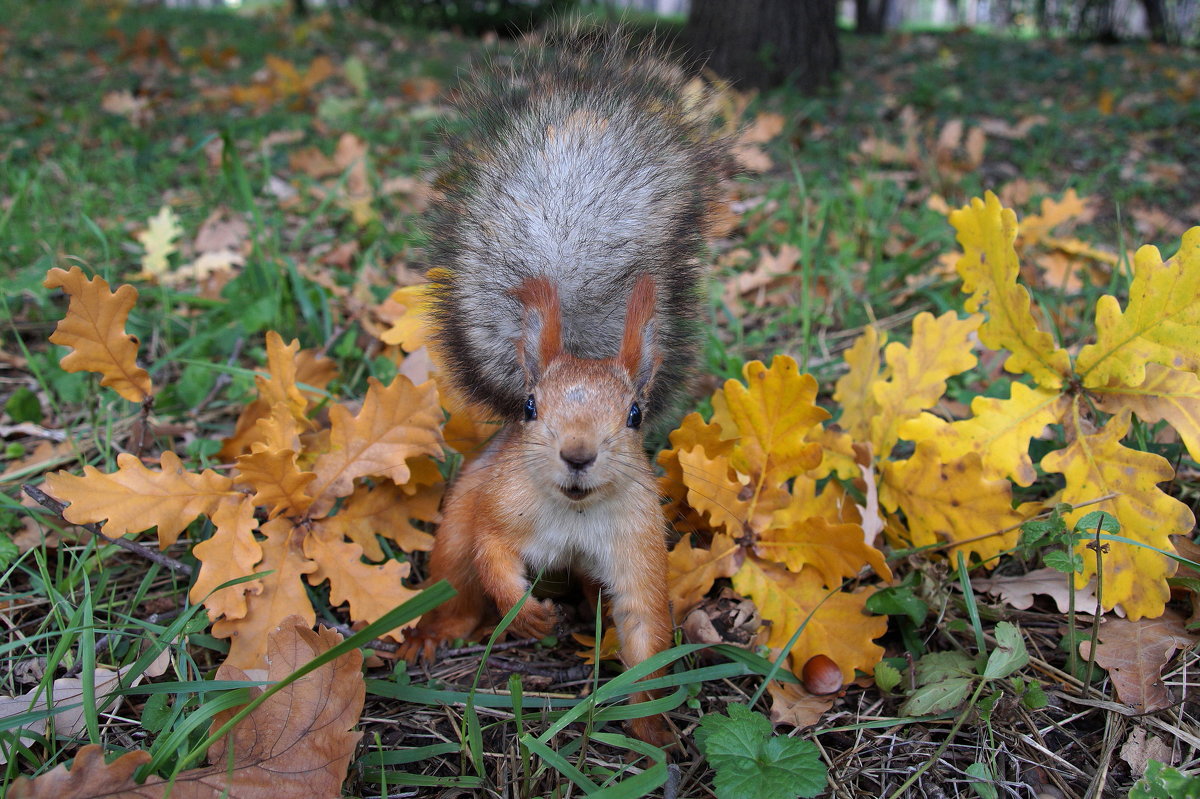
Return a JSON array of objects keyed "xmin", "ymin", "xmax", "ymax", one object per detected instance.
[{"xmin": 560, "ymin": 445, "xmax": 596, "ymax": 472}]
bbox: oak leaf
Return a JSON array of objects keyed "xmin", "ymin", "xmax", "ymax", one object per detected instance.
[
  {"xmin": 832, "ymin": 325, "xmax": 885, "ymax": 444},
  {"xmin": 710, "ymin": 355, "xmax": 827, "ymax": 487},
  {"xmin": 135, "ymin": 205, "xmax": 183, "ymax": 279},
  {"xmin": 190, "ymin": 497, "xmax": 264, "ymax": 622},
  {"xmin": 234, "ymin": 442, "xmax": 316, "ymax": 519},
  {"xmin": 1076, "ymin": 227, "xmax": 1200, "ymax": 387},
  {"xmin": 379, "ymin": 283, "xmax": 432, "ymax": 352},
  {"xmin": 1019, "ymin": 189, "xmax": 1094, "ymax": 247},
  {"xmin": 666, "ymin": 532, "xmax": 741, "ymax": 623},
  {"xmin": 879, "ymin": 442, "xmax": 1026, "ymax": 566},
  {"xmin": 44, "ymin": 451, "xmax": 236, "ymax": 548},
  {"xmin": 1041, "ymin": 405, "xmax": 1193, "ymax": 619},
  {"xmin": 220, "ymin": 337, "xmax": 337, "ymax": 459},
  {"xmin": 676, "ymin": 448, "xmax": 751, "ymax": 535},
  {"xmin": 757, "ymin": 511, "xmax": 891, "ymax": 588},
  {"xmin": 305, "ymin": 527, "xmax": 421, "ymax": 640},
  {"xmin": 8, "ymin": 619, "xmax": 364, "ymax": 799},
  {"xmin": 213, "ymin": 519, "xmax": 318, "ymax": 670},
  {"xmin": 308, "ymin": 376, "xmax": 443, "ymax": 512},
  {"xmin": 1091, "ymin": 363, "xmax": 1200, "ymax": 462},
  {"xmin": 950, "ymin": 192, "xmax": 1071, "ymax": 387},
  {"xmin": 1078, "ymin": 610, "xmax": 1197, "ymax": 713},
  {"xmin": 972, "ymin": 567, "xmax": 1102, "ymax": 615},
  {"xmin": 43, "ymin": 266, "xmax": 152, "ymax": 403},
  {"xmin": 901, "ymin": 382, "xmax": 1070, "ymax": 486},
  {"xmin": 732, "ymin": 559, "xmax": 886, "ymax": 684},
  {"xmin": 869, "ymin": 311, "xmax": 981, "ymax": 456},
  {"xmin": 315, "ymin": 480, "xmax": 437, "ymax": 562},
  {"xmin": 657, "ymin": 412, "xmax": 734, "ymax": 532},
  {"xmin": 767, "ymin": 680, "xmax": 835, "ymax": 729}
]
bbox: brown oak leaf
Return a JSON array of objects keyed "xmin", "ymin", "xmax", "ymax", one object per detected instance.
[
  {"xmin": 8, "ymin": 618, "xmax": 363, "ymax": 799},
  {"xmin": 43, "ymin": 266, "xmax": 152, "ymax": 403},
  {"xmin": 1079, "ymin": 610, "xmax": 1197, "ymax": 713}
]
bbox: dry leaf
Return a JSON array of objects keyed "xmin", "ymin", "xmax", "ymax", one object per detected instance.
[
  {"xmin": 136, "ymin": 205, "xmax": 184, "ymax": 280},
  {"xmin": 308, "ymin": 376, "xmax": 444, "ymax": 512},
  {"xmin": 8, "ymin": 619, "xmax": 364, "ymax": 798},
  {"xmin": 43, "ymin": 267, "xmax": 152, "ymax": 403},
  {"xmin": 767, "ymin": 680, "xmax": 835, "ymax": 728},
  {"xmin": 1078, "ymin": 610, "xmax": 1197, "ymax": 713},
  {"xmin": 973, "ymin": 567, "xmax": 1102, "ymax": 615},
  {"xmin": 44, "ymin": 451, "xmax": 237, "ymax": 548}
]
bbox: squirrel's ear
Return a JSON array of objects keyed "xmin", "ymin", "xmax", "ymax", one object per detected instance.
[
  {"xmin": 512, "ymin": 276, "xmax": 563, "ymax": 386},
  {"xmin": 619, "ymin": 274, "xmax": 660, "ymax": 393}
]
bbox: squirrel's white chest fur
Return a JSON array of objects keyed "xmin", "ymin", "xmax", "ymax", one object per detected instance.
[{"xmin": 516, "ymin": 494, "xmax": 633, "ymax": 587}]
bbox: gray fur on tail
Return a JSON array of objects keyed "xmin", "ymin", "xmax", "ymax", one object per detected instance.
[{"xmin": 425, "ymin": 27, "xmax": 729, "ymax": 423}]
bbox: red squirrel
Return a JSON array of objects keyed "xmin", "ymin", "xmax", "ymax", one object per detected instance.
[{"xmin": 397, "ymin": 29, "xmax": 729, "ymax": 749}]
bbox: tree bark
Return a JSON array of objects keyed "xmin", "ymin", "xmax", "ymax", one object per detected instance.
[
  {"xmin": 685, "ymin": 0, "xmax": 840, "ymax": 92},
  {"xmin": 1140, "ymin": 0, "xmax": 1170, "ymax": 43},
  {"xmin": 855, "ymin": 0, "xmax": 891, "ymax": 34}
]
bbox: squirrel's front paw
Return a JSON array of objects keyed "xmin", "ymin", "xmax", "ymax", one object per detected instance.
[
  {"xmin": 396, "ymin": 627, "xmax": 446, "ymax": 664},
  {"xmin": 509, "ymin": 598, "xmax": 558, "ymax": 639}
]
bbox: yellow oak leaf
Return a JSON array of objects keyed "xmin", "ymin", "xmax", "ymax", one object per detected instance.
[
  {"xmin": 732, "ymin": 559, "xmax": 886, "ymax": 684},
  {"xmin": 870, "ymin": 311, "xmax": 981, "ymax": 456},
  {"xmin": 757, "ymin": 508, "xmax": 891, "ymax": 588},
  {"xmin": 879, "ymin": 441, "xmax": 1026, "ymax": 566},
  {"xmin": 832, "ymin": 325, "xmax": 885, "ymax": 444},
  {"xmin": 677, "ymin": 448, "xmax": 750, "ymax": 534},
  {"xmin": 572, "ymin": 627, "xmax": 621, "ymax": 664},
  {"xmin": 379, "ymin": 283, "xmax": 432, "ymax": 352},
  {"xmin": 44, "ymin": 451, "xmax": 237, "ymax": 548},
  {"xmin": 304, "ymin": 529, "xmax": 420, "ymax": 640},
  {"xmin": 1092, "ymin": 363, "xmax": 1200, "ymax": 462},
  {"xmin": 220, "ymin": 342, "xmax": 337, "ymax": 459},
  {"xmin": 711, "ymin": 355, "xmax": 827, "ymax": 487},
  {"xmin": 950, "ymin": 192, "xmax": 1072, "ymax": 387},
  {"xmin": 213, "ymin": 517, "xmax": 318, "ymax": 670},
  {"xmin": 189, "ymin": 497, "xmax": 264, "ymax": 622},
  {"xmin": 789, "ymin": 475, "xmax": 861, "ymax": 527},
  {"xmin": 136, "ymin": 205, "xmax": 183, "ymax": 279},
  {"xmin": 900, "ymin": 382, "xmax": 1071, "ymax": 486},
  {"xmin": 658, "ymin": 412, "xmax": 735, "ymax": 529},
  {"xmin": 1076, "ymin": 227, "xmax": 1200, "ymax": 388},
  {"xmin": 234, "ymin": 444, "xmax": 316, "ymax": 519},
  {"xmin": 666, "ymin": 532, "xmax": 741, "ymax": 623},
  {"xmin": 1041, "ymin": 405, "xmax": 1194, "ymax": 620},
  {"xmin": 43, "ymin": 266, "xmax": 152, "ymax": 403},
  {"xmin": 1019, "ymin": 189, "xmax": 1093, "ymax": 247},
  {"xmin": 316, "ymin": 480, "xmax": 437, "ymax": 561},
  {"xmin": 308, "ymin": 376, "xmax": 444, "ymax": 511}
]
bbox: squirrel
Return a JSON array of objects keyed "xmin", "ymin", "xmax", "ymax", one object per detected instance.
[{"xmin": 396, "ymin": 28, "xmax": 729, "ymax": 749}]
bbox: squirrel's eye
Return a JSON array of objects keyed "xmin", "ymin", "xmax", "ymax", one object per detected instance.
[
  {"xmin": 626, "ymin": 401, "xmax": 642, "ymax": 429},
  {"xmin": 524, "ymin": 394, "xmax": 537, "ymax": 422}
]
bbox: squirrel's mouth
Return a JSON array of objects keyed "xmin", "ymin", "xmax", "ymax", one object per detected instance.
[{"xmin": 561, "ymin": 485, "xmax": 593, "ymax": 501}]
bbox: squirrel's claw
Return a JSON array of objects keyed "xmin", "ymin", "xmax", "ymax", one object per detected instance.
[{"xmin": 508, "ymin": 598, "xmax": 558, "ymax": 640}]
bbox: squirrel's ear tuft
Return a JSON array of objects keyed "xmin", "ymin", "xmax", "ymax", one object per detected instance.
[
  {"xmin": 512, "ymin": 276, "xmax": 563, "ymax": 386},
  {"xmin": 619, "ymin": 274, "xmax": 661, "ymax": 394}
]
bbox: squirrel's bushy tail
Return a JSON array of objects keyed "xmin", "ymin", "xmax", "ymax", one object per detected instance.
[{"xmin": 426, "ymin": 26, "xmax": 730, "ymax": 423}]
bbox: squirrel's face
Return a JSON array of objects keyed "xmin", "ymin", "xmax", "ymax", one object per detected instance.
[{"xmin": 517, "ymin": 357, "xmax": 649, "ymax": 505}]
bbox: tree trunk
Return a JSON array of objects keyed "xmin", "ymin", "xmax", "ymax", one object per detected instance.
[
  {"xmin": 1140, "ymin": 0, "xmax": 1170, "ymax": 42},
  {"xmin": 855, "ymin": 0, "xmax": 891, "ymax": 34},
  {"xmin": 685, "ymin": 0, "xmax": 840, "ymax": 92}
]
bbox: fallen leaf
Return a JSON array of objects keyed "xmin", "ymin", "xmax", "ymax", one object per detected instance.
[
  {"xmin": 1078, "ymin": 610, "xmax": 1196, "ymax": 713},
  {"xmin": 136, "ymin": 205, "xmax": 184, "ymax": 280},
  {"xmin": 973, "ymin": 567, "xmax": 1102, "ymax": 615},
  {"xmin": 8, "ymin": 618, "xmax": 364, "ymax": 798},
  {"xmin": 43, "ymin": 267, "xmax": 152, "ymax": 403},
  {"xmin": 307, "ymin": 376, "xmax": 444, "ymax": 512},
  {"xmin": 44, "ymin": 451, "xmax": 237, "ymax": 548}
]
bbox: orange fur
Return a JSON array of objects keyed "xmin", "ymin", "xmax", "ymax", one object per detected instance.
[{"xmin": 400, "ymin": 275, "xmax": 675, "ymax": 748}]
